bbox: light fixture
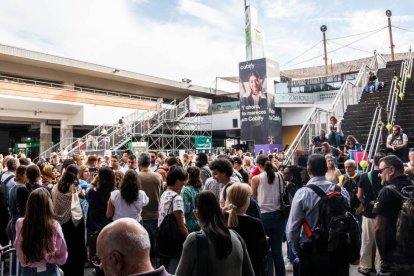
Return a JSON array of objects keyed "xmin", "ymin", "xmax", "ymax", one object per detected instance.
[{"xmin": 181, "ymin": 78, "xmax": 192, "ymax": 83}]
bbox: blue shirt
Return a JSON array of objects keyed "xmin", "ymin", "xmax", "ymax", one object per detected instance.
[{"xmin": 286, "ymin": 176, "xmax": 350, "ymax": 254}]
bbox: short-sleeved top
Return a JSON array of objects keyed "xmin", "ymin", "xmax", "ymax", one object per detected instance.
[
  {"xmin": 110, "ymin": 189, "xmax": 149, "ymax": 222},
  {"xmin": 372, "ymin": 175, "xmax": 412, "ymax": 252},
  {"xmin": 312, "ymin": 136, "xmax": 328, "ymax": 147},
  {"xmin": 158, "ymin": 190, "xmax": 184, "ymax": 227},
  {"xmin": 358, "ymin": 170, "xmax": 382, "ymax": 218},
  {"xmin": 387, "ymin": 133, "xmax": 408, "ymax": 146},
  {"xmin": 181, "ymin": 185, "xmax": 201, "ymax": 232},
  {"xmin": 86, "ymin": 189, "xmax": 112, "ymax": 232}
]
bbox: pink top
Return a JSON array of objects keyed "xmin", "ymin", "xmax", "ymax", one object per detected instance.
[
  {"xmin": 251, "ymin": 166, "xmax": 260, "ymax": 177},
  {"xmin": 14, "ymin": 218, "xmax": 68, "ymax": 268}
]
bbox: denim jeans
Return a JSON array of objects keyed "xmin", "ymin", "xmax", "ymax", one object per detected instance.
[
  {"xmin": 328, "ymin": 133, "xmax": 342, "ymax": 148},
  {"xmin": 261, "ymin": 210, "xmax": 286, "ymax": 276},
  {"xmin": 143, "ymin": 219, "xmax": 158, "ymax": 260},
  {"xmin": 20, "ymin": 264, "xmax": 60, "ymax": 276}
]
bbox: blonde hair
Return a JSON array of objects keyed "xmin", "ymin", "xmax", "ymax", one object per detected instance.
[
  {"xmin": 243, "ymin": 157, "xmax": 251, "ymax": 166},
  {"xmin": 225, "ymin": 183, "xmax": 252, "ymax": 227}
]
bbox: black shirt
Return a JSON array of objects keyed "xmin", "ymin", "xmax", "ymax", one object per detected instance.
[
  {"xmin": 238, "ymin": 168, "xmax": 249, "ymax": 184},
  {"xmin": 373, "ymin": 174, "xmax": 412, "ymax": 252},
  {"xmin": 358, "ymin": 170, "xmax": 382, "ymax": 218},
  {"xmin": 312, "ymin": 136, "xmax": 328, "ymax": 147},
  {"xmin": 16, "ymin": 183, "xmax": 50, "ymax": 217}
]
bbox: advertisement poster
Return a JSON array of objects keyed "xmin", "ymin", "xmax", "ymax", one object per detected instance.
[{"xmin": 239, "ymin": 58, "xmax": 282, "ymax": 145}]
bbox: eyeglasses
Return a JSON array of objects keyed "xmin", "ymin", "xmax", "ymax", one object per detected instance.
[
  {"xmin": 91, "ymin": 255, "xmax": 102, "ymax": 267},
  {"xmin": 378, "ymin": 166, "xmax": 391, "ymax": 174}
]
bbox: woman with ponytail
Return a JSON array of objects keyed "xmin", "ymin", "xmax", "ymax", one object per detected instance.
[
  {"xmin": 51, "ymin": 164, "xmax": 86, "ymax": 276},
  {"xmin": 225, "ymin": 183, "xmax": 269, "ymax": 276},
  {"xmin": 251, "ymin": 154, "xmax": 286, "ymax": 276},
  {"xmin": 176, "ymin": 191, "xmax": 254, "ymax": 276}
]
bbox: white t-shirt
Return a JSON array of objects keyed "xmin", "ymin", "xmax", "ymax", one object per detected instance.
[
  {"xmin": 387, "ymin": 133, "xmax": 408, "ymax": 146},
  {"xmin": 110, "ymin": 189, "xmax": 149, "ymax": 222},
  {"xmin": 158, "ymin": 190, "xmax": 184, "ymax": 227}
]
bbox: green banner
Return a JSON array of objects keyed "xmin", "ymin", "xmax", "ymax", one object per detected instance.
[{"xmin": 195, "ymin": 136, "xmax": 212, "ymax": 149}]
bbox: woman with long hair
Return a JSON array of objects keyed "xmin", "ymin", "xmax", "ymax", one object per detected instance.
[
  {"xmin": 176, "ymin": 191, "xmax": 254, "ymax": 276},
  {"xmin": 325, "ymin": 154, "xmax": 342, "ymax": 184},
  {"xmin": 51, "ymin": 164, "xmax": 85, "ymax": 276},
  {"xmin": 251, "ymin": 154, "xmax": 286, "ymax": 276},
  {"xmin": 327, "ymin": 116, "xmax": 343, "ymax": 148},
  {"xmin": 15, "ymin": 188, "xmax": 67, "ymax": 275},
  {"xmin": 225, "ymin": 184, "xmax": 269, "ymax": 276},
  {"xmin": 106, "ymin": 169, "xmax": 149, "ymax": 222},
  {"xmin": 86, "ymin": 167, "xmax": 115, "ymax": 275},
  {"xmin": 343, "ymin": 135, "xmax": 362, "ymax": 159},
  {"xmin": 182, "ymin": 166, "xmax": 202, "ymax": 232}
]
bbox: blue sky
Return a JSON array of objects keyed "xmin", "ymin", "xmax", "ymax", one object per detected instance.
[{"xmin": 0, "ymin": 0, "xmax": 413, "ymax": 89}]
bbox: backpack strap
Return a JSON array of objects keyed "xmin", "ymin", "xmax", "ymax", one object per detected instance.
[
  {"xmin": 196, "ymin": 230, "xmax": 210, "ymax": 276},
  {"xmin": 385, "ymin": 184, "xmax": 410, "ymax": 200},
  {"xmin": 306, "ymin": 184, "xmax": 328, "ymax": 200},
  {"xmin": 367, "ymin": 171, "xmax": 373, "ymax": 185}
]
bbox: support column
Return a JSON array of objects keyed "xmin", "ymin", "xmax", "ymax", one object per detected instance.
[
  {"xmin": 60, "ymin": 120, "xmax": 73, "ymax": 150},
  {"xmin": 40, "ymin": 122, "xmax": 52, "ymax": 155}
]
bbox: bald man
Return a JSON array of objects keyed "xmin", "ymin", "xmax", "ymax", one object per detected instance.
[{"xmin": 96, "ymin": 218, "xmax": 170, "ymax": 276}]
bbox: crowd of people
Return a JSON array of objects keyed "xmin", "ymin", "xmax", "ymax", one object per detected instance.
[{"xmin": 0, "ymin": 133, "xmax": 413, "ymax": 276}]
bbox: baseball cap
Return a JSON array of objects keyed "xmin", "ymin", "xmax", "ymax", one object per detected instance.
[{"xmin": 104, "ymin": 150, "xmax": 112, "ymax": 157}]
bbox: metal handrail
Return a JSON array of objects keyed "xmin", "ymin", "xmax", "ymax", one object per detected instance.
[
  {"xmin": 0, "ymin": 75, "xmax": 161, "ymax": 103},
  {"xmin": 362, "ymin": 105, "xmax": 383, "ymax": 166},
  {"xmin": 34, "ymin": 137, "xmax": 79, "ymax": 162},
  {"xmin": 283, "ymin": 52, "xmax": 386, "ymax": 165}
]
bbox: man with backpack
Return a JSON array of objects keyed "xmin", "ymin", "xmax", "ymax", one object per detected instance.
[
  {"xmin": 286, "ymin": 154, "xmax": 359, "ymax": 276},
  {"xmin": 374, "ymin": 155, "xmax": 414, "ymax": 275},
  {"xmin": 339, "ymin": 160, "xmax": 363, "ymax": 219},
  {"xmin": 357, "ymin": 152, "xmax": 385, "ymax": 275},
  {"xmin": 386, "ymin": 125, "xmax": 409, "ymax": 162}
]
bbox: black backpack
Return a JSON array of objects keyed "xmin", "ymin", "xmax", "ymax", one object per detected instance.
[
  {"xmin": 342, "ymin": 175, "xmax": 361, "ymax": 210},
  {"xmin": 155, "ymin": 195, "xmax": 186, "ymax": 258},
  {"xmin": 304, "ymin": 184, "xmax": 361, "ymax": 263}
]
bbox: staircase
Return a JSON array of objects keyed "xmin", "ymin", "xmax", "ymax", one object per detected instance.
[{"xmin": 341, "ymin": 61, "xmax": 402, "ymax": 145}]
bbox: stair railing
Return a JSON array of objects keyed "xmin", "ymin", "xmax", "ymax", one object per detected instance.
[
  {"xmin": 283, "ymin": 52, "xmax": 386, "ymax": 165},
  {"xmin": 362, "ymin": 105, "xmax": 384, "ymax": 169},
  {"xmin": 34, "ymin": 137, "xmax": 79, "ymax": 162}
]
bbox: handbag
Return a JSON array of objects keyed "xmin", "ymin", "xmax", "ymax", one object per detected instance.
[
  {"xmin": 71, "ymin": 185, "xmax": 83, "ymax": 226},
  {"xmin": 155, "ymin": 195, "xmax": 185, "ymax": 258},
  {"xmin": 277, "ymin": 173, "xmax": 291, "ymax": 219}
]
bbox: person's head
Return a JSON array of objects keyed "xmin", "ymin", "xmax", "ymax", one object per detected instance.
[
  {"xmin": 255, "ymin": 154, "xmax": 276, "ymax": 184},
  {"xmin": 122, "ymin": 150, "xmax": 132, "ymax": 163},
  {"xmin": 345, "ymin": 135, "xmax": 357, "ymax": 146},
  {"xmin": 248, "ymin": 71, "xmax": 261, "ymax": 96},
  {"xmin": 138, "ymin": 153, "xmax": 151, "ymax": 169},
  {"xmin": 344, "ymin": 159, "xmax": 357, "ymax": 176},
  {"xmin": 127, "ymin": 155, "xmax": 137, "ymax": 170},
  {"xmin": 225, "ymin": 183, "xmax": 252, "ymax": 227},
  {"xmin": 392, "ymin": 125, "xmax": 402, "ymax": 136},
  {"xmin": 195, "ymin": 191, "xmax": 231, "ymax": 259},
  {"xmin": 330, "ymin": 116, "xmax": 337, "ymax": 124},
  {"xmin": 87, "ymin": 155, "xmax": 98, "ymax": 168},
  {"xmin": 114, "ymin": 171, "xmax": 124, "ymax": 189},
  {"xmin": 58, "ymin": 164, "xmax": 79, "ymax": 193},
  {"xmin": 98, "ymin": 167, "xmax": 115, "ymax": 197},
  {"xmin": 186, "ymin": 166, "xmax": 202, "ymax": 189},
  {"xmin": 195, "ymin": 152, "xmax": 208, "ymax": 168},
  {"xmin": 283, "ymin": 165, "xmax": 303, "ymax": 186},
  {"xmin": 26, "ymin": 164, "xmax": 42, "ymax": 184},
  {"xmin": 111, "ymin": 155, "xmax": 120, "ymax": 170},
  {"xmin": 61, "ymin": 159, "xmax": 76, "ymax": 175},
  {"xmin": 42, "ymin": 164, "xmax": 56, "ymax": 180},
  {"xmin": 209, "ymin": 158, "xmax": 233, "ymax": 184},
  {"xmin": 165, "ymin": 156, "xmax": 179, "ymax": 170},
  {"xmin": 321, "ymin": 142, "xmax": 331, "ymax": 153},
  {"xmin": 6, "ymin": 157, "xmax": 19, "ymax": 172},
  {"xmin": 148, "ymin": 151, "xmax": 157, "ymax": 165},
  {"xmin": 96, "ymin": 218, "xmax": 152, "ymax": 276},
  {"xmin": 183, "ymin": 153, "xmax": 189, "ymax": 162},
  {"xmin": 79, "ymin": 165, "xmax": 90, "ymax": 181},
  {"xmin": 166, "ymin": 165, "xmax": 188, "ymax": 191},
  {"xmin": 21, "ymin": 188, "xmax": 55, "ymax": 263},
  {"xmin": 373, "ymin": 152, "xmax": 386, "ymax": 168},
  {"xmin": 325, "ymin": 154, "xmax": 336, "ymax": 169},
  {"xmin": 243, "ymin": 156, "xmax": 251, "ymax": 167},
  {"xmin": 15, "ymin": 165, "xmax": 27, "ymax": 184},
  {"xmin": 379, "ymin": 155, "xmax": 404, "ymax": 185},
  {"xmin": 307, "ymin": 154, "xmax": 328, "ymax": 177},
  {"xmin": 319, "ymin": 129, "xmax": 326, "ymax": 138},
  {"xmin": 120, "ymin": 170, "xmax": 141, "ymax": 205},
  {"xmin": 19, "ymin": 157, "xmax": 30, "ymax": 166},
  {"xmin": 232, "ymin": 157, "xmax": 243, "ymax": 170},
  {"xmin": 50, "ymin": 152, "xmax": 59, "ymax": 165}
]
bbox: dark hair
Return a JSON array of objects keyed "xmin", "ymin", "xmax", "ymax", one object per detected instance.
[
  {"xmin": 285, "ymin": 166, "xmax": 303, "ymax": 188},
  {"xmin": 138, "ymin": 153, "xmax": 151, "ymax": 167},
  {"xmin": 58, "ymin": 164, "xmax": 79, "ymax": 193},
  {"xmin": 166, "ymin": 165, "xmax": 187, "ymax": 186},
  {"xmin": 19, "ymin": 158, "xmax": 30, "ymax": 166},
  {"xmin": 97, "ymin": 167, "xmax": 115, "ymax": 199},
  {"xmin": 123, "ymin": 149, "xmax": 133, "ymax": 156},
  {"xmin": 26, "ymin": 164, "xmax": 41, "ymax": 184},
  {"xmin": 61, "ymin": 159, "xmax": 76, "ymax": 174},
  {"xmin": 16, "ymin": 165, "xmax": 27, "ymax": 182},
  {"xmin": 209, "ymin": 158, "xmax": 233, "ymax": 178},
  {"xmin": 7, "ymin": 158, "xmax": 18, "ymax": 171},
  {"xmin": 256, "ymin": 154, "xmax": 275, "ymax": 184},
  {"xmin": 196, "ymin": 153, "xmax": 208, "ymax": 167},
  {"xmin": 128, "ymin": 155, "xmax": 136, "ymax": 161},
  {"xmin": 307, "ymin": 154, "xmax": 328, "ymax": 176},
  {"xmin": 373, "ymin": 152, "xmax": 386, "ymax": 166},
  {"xmin": 111, "ymin": 155, "xmax": 119, "ymax": 160},
  {"xmin": 21, "ymin": 188, "xmax": 55, "ymax": 263},
  {"xmin": 379, "ymin": 155, "xmax": 404, "ymax": 173},
  {"xmin": 196, "ymin": 191, "xmax": 232, "ymax": 259},
  {"xmin": 120, "ymin": 170, "xmax": 141, "ymax": 205},
  {"xmin": 187, "ymin": 166, "xmax": 202, "ymax": 188},
  {"xmin": 166, "ymin": 157, "xmax": 179, "ymax": 167}
]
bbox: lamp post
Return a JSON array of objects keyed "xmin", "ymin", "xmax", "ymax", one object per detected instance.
[
  {"xmin": 321, "ymin": 25, "xmax": 329, "ymax": 75},
  {"xmin": 386, "ymin": 10, "xmax": 395, "ymax": 61}
]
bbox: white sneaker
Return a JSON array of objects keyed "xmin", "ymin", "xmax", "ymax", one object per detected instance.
[{"xmin": 285, "ymin": 263, "xmax": 293, "ymax": 272}]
